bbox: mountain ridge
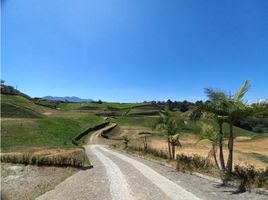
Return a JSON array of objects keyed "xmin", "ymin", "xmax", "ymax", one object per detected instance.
[{"xmin": 43, "ymin": 96, "xmax": 93, "ymax": 102}]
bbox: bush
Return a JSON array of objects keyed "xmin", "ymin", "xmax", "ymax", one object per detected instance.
[
  {"xmin": 233, "ymin": 165, "xmax": 268, "ymax": 192},
  {"xmin": 176, "ymin": 154, "xmax": 213, "ymax": 172},
  {"xmin": 129, "ymin": 145, "xmax": 168, "ymax": 159}
]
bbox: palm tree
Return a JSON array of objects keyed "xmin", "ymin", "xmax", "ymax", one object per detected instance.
[
  {"xmin": 197, "ymin": 122, "xmax": 220, "ymax": 170},
  {"xmin": 224, "ymin": 80, "xmax": 250, "ymax": 174},
  {"xmin": 170, "ymin": 133, "xmax": 182, "ymax": 160},
  {"xmin": 153, "ymin": 110, "xmax": 184, "ymax": 160},
  {"xmin": 190, "ymin": 92, "xmax": 228, "ymax": 171},
  {"xmin": 192, "ymin": 80, "xmax": 251, "ymax": 174},
  {"xmin": 191, "ymin": 80, "xmax": 268, "ymax": 179}
]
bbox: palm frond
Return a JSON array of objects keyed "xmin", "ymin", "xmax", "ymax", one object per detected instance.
[
  {"xmin": 249, "ymin": 102, "xmax": 268, "ymax": 117},
  {"xmin": 204, "ymin": 88, "xmax": 228, "ymax": 104},
  {"xmin": 234, "ymin": 80, "xmax": 250, "ymax": 103}
]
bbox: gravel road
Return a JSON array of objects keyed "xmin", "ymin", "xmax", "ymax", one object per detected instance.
[{"xmin": 36, "ymin": 127, "xmax": 267, "ymax": 200}]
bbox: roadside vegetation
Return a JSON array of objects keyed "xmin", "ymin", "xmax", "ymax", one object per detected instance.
[
  {"xmin": 108, "ymin": 81, "xmax": 268, "ymax": 192},
  {"xmin": 1, "ymin": 80, "xmax": 268, "ymax": 192},
  {"xmin": 1, "ymin": 148, "xmax": 90, "ymax": 168}
]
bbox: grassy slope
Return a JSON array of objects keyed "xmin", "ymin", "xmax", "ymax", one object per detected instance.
[
  {"xmin": 112, "ymin": 116, "xmax": 159, "ymax": 128},
  {"xmin": 183, "ymin": 118, "xmax": 257, "ymax": 137},
  {"xmin": 58, "ymin": 102, "xmax": 148, "ymax": 111},
  {"xmin": 1, "ymin": 94, "xmax": 48, "ymax": 118},
  {"xmin": 1, "ymin": 95, "xmax": 105, "ymax": 152}
]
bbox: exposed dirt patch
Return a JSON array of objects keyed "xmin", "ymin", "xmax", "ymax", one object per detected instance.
[
  {"xmin": 235, "ymin": 136, "xmax": 252, "ymax": 141},
  {"xmin": 119, "ymin": 126, "xmax": 151, "ymax": 137},
  {"xmin": 1, "ymin": 163, "xmax": 79, "ymax": 200},
  {"xmin": 42, "ymin": 112, "xmax": 52, "ymax": 116},
  {"xmin": 0, "ymin": 118, "xmax": 36, "ymax": 122}
]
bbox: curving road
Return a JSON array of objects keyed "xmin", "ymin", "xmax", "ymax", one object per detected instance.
[{"xmin": 36, "ymin": 127, "xmax": 267, "ymax": 200}]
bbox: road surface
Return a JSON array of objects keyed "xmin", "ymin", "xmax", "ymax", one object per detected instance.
[{"xmin": 37, "ymin": 127, "xmax": 267, "ymax": 200}]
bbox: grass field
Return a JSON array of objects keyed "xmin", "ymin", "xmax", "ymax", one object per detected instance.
[
  {"xmin": 1, "ymin": 95, "xmax": 47, "ymax": 118},
  {"xmin": 58, "ymin": 102, "xmax": 148, "ymax": 111},
  {"xmin": 1, "ymin": 94, "xmax": 105, "ymax": 152},
  {"xmin": 1, "ymin": 115, "xmax": 104, "ymax": 152}
]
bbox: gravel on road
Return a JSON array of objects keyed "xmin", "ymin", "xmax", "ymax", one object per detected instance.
[{"xmin": 36, "ymin": 143, "xmax": 267, "ymax": 200}]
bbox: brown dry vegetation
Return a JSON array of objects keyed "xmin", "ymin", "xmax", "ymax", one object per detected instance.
[
  {"xmin": 0, "ymin": 148, "xmax": 90, "ymax": 168},
  {"xmin": 130, "ymin": 134, "xmax": 268, "ymax": 169}
]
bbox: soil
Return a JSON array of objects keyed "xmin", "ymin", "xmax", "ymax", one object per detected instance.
[{"xmin": 1, "ymin": 163, "xmax": 78, "ymax": 200}]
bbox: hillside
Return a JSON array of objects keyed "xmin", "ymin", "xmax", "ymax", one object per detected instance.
[
  {"xmin": 1, "ymin": 94, "xmax": 105, "ymax": 152},
  {"xmin": 1, "ymin": 94, "xmax": 48, "ymax": 118}
]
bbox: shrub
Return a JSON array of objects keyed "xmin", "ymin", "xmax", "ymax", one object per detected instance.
[
  {"xmin": 129, "ymin": 145, "xmax": 168, "ymax": 159},
  {"xmin": 233, "ymin": 165, "xmax": 268, "ymax": 192},
  {"xmin": 176, "ymin": 154, "xmax": 213, "ymax": 172}
]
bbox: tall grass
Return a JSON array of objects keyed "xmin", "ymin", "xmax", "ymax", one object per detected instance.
[{"xmin": 0, "ymin": 148, "xmax": 90, "ymax": 168}]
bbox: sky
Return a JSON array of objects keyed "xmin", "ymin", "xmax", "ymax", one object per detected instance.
[{"xmin": 1, "ymin": 0, "xmax": 268, "ymax": 102}]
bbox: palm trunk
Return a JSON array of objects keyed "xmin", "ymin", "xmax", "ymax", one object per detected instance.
[
  {"xmin": 226, "ymin": 123, "xmax": 234, "ymax": 174},
  {"xmin": 212, "ymin": 143, "xmax": 220, "ymax": 170},
  {"xmin": 218, "ymin": 121, "xmax": 225, "ymax": 172},
  {"xmin": 144, "ymin": 136, "xmax": 148, "ymax": 151},
  {"xmin": 167, "ymin": 135, "xmax": 172, "ymax": 159},
  {"xmin": 171, "ymin": 144, "xmax": 176, "ymax": 160}
]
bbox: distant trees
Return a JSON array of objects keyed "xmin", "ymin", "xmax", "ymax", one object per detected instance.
[
  {"xmin": 1, "ymin": 79, "xmax": 18, "ymax": 95},
  {"xmin": 91, "ymin": 100, "xmax": 103, "ymax": 104},
  {"xmin": 150, "ymin": 100, "xmax": 194, "ymax": 112},
  {"xmin": 236, "ymin": 116, "xmax": 268, "ymax": 133}
]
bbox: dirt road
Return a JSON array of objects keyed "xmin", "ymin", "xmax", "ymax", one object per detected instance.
[{"xmin": 36, "ymin": 127, "xmax": 267, "ymax": 200}]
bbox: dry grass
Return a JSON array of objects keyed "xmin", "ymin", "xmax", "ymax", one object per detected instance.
[
  {"xmin": 0, "ymin": 148, "xmax": 90, "ymax": 168},
  {"xmin": 146, "ymin": 134, "xmax": 268, "ymax": 169}
]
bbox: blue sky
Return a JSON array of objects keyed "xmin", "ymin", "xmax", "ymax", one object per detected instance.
[{"xmin": 1, "ymin": 0, "xmax": 268, "ymax": 102}]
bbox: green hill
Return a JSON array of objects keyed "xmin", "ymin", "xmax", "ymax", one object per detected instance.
[
  {"xmin": 1, "ymin": 94, "xmax": 50, "ymax": 118},
  {"xmin": 1, "ymin": 94, "xmax": 105, "ymax": 152},
  {"xmin": 1, "ymin": 103, "xmax": 43, "ymax": 118}
]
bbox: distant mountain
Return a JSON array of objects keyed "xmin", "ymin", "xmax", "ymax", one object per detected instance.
[{"xmin": 43, "ymin": 96, "xmax": 93, "ymax": 102}]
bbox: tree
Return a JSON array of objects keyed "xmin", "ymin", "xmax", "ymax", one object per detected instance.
[
  {"xmin": 191, "ymin": 80, "xmax": 252, "ymax": 174},
  {"xmin": 190, "ymin": 93, "xmax": 228, "ymax": 172},
  {"xmin": 224, "ymin": 81, "xmax": 251, "ymax": 174},
  {"xmin": 153, "ymin": 110, "xmax": 184, "ymax": 160},
  {"xmin": 198, "ymin": 123, "xmax": 220, "ymax": 169},
  {"xmin": 167, "ymin": 99, "xmax": 173, "ymax": 110}
]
